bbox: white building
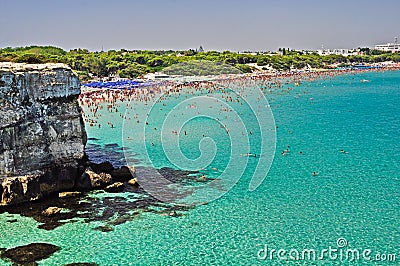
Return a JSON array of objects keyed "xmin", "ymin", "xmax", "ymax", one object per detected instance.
[
  {"xmin": 143, "ymin": 72, "xmax": 170, "ymax": 80},
  {"xmin": 375, "ymin": 38, "xmax": 400, "ymax": 53},
  {"xmin": 317, "ymin": 49, "xmax": 361, "ymax": 56}
]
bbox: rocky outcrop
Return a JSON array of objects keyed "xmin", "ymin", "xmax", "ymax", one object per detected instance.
[
  {"xmin": 0, "ymin": 63, "xmax": 87, "ymax": 206},
  {"xmin": 77, "ymin": 168, "xmax": 112, "ymax": 189},
  {"xmin": 0, "ymin": 63, "xmax": 139, "ymax": 206},
  {"xmin": 42, "ymin": 206, "xmax": 62, "ymax": 216}
]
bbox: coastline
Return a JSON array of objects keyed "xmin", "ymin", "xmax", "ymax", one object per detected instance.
[
  {"xmin": 79, "ymin": 66, "xmax": 399, "ymax": 106},
  {"xmin": 1, "ymin": 68, "xmax": 398, "ymax": 262},
  {"xmin": 2, "ymin": 66, "xmax": 397, "ymax": 207}
]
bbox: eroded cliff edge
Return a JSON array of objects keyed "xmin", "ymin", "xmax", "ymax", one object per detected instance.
[{"xmin": 0, "ymin": 62, "xmax": 87, "ymax": 205}]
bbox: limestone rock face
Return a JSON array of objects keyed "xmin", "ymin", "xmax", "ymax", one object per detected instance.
[{"xmin": 0, "ymin": 63, "xmax": 87, "ymax": 206}]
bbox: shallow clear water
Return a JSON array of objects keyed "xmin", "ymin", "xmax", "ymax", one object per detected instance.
[{"xmin": 1, "ymin": 71, "xmax": 399, "ymax": 265}]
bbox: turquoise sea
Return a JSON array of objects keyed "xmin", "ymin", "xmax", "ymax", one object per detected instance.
[{"xmin": 0, "ymin": 71, "xmax": 399, "ymax": 265}]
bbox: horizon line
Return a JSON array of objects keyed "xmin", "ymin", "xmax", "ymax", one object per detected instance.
[{"xmin": 0, "ymin": 43, "xmax": 390, "ymax": 53}]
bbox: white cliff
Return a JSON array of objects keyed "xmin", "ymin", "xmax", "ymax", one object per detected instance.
[{"xmin": 0, "ymin": 63, "xmax": 87, "ymax": 205}]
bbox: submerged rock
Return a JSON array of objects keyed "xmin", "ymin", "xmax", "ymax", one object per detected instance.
[
  {"xmin": 93, "ymin": 225, "xmax": 114, "ymax": 232},
  {"xmin": 42, "ymin": 206, "xmax": 62, "ymax": 216},
  {"xmin": 59, "ymin": 191, "xmax": 82, "ymax": 198},
  {"xmin": 169, "ymin": 210, "xmax": 178, "ymax": 217},
  {"xmin": 197, "ymin": 175, "xmax": 208, "ymax": 182},
  {"xmin": 0, "ymin": 243, "xmax": 60, "ymax": 265}
]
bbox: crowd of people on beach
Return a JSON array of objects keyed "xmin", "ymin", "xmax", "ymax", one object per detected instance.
[
  {"xmin": 79, "ymin": 67, "xmax": 388, "ymax": 130},
  {"xmin": 79, "ymin": 68, "xmax": 387, "ymax": 126},
  {"xmin": 80, "ymin": 68, "xmax": 366, "ymax": 108},
  {"xmin": 78, "ymin": 67, "xmax": 392, "ymax": 177}
]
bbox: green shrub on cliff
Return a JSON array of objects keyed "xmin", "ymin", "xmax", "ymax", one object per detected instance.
[{"xmin": 14, "ymin": 53, "xmax": 47, "ymax": 64}]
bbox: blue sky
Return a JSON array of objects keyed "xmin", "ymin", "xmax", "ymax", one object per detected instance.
[{"xmin": 1, "ymin": 0, "xmax": 399, "ymax": 51}]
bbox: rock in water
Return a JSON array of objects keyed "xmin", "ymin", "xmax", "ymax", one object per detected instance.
[
  {"xmin": 42, "ymin": 207, "xmax": 62, "ymax": 216},
  {"xmin": 93, "ymin": 225, "xmax": 114, "ymax": 232},
  {"xmin": 77, "ymin": 169, "xmax": 112, "ymax": 189},
  {"xmin": 127, "ymin": 178, "xmax": 139, "ymax": 187},
  {"xmin": 89, "ymin": 161, "xmax": 114, "ymax": 174},
  {"xmin": 59, "ymin": 191, "xmax": 82, "ymax": 198},
  {"xmin": 0, "ymin": 243, "xmax": 60, "ymax": 265},
  {"xmin": 110, "ymin": 165, "xmax": 136, "ymax": 181},
  {"xmin": 104, "ymin": 182, "xmax": 125, "ymax": 193},
  {"xmin": 0, "ymin": 63, "xmax": 87, "ymax": 206}
]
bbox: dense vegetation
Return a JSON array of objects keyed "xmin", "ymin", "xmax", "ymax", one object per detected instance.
[
  {"xmin": 162, "ymin": 61, "xmax": 242, "ymax": 76},
  {"xmin": 0, "ymin": 46, "xmax": 399, "ymax": 81}
]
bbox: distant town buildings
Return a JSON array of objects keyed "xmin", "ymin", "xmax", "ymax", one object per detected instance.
[
  {"xmin": 375, "ymin": 38, "xmax": 399, "ymax": 53},
  {"xmin": 317, "ymin": 46, "xmax": 363, "ymax": 56},
  {"xmin": 143, "ymin": 72, "xmax": 170, "ymax": 80}
]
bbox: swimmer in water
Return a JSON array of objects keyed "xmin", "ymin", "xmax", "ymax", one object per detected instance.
[
  {"xmin": 199, "ymin": 175, "xmax": 207, "ymax": 182},
  {"xmin": 241, "ymin": 153, "xmax": 257, "ymax": 158}
]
